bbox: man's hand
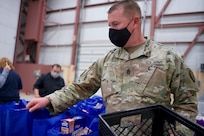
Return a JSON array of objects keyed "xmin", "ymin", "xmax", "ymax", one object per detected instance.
[{"xmin": 26, "ymin": 97, "xmax": 50, "ymax": 112}]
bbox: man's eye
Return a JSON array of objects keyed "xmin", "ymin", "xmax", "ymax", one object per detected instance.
[{"xmin": 113, "ymin": 23, "xmax": 118, "ymax": 27}]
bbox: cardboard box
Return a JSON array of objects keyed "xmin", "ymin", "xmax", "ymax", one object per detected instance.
[{"xmin": 61, "ymin": 116, "xmax": 86, "ymax": 135}]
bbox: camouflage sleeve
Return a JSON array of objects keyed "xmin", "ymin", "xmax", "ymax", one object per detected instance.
[
  {"xmin": 45, "ymin": 60, "xmax": 102, "ymax": 115},
  {"xmin": 169, "ymin": 53, "xmax": 199, "ymax": 121}
]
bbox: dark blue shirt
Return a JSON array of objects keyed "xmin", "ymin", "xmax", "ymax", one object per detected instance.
[
  {"xmin": 33, "ymin": 72, "xmax": 65, "ymax": 97},
  {"xmin": 0, "ymin": 69, "xmax": 22, "ymax": 103}
]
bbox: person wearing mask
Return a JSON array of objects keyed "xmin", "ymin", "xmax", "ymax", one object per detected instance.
[
  {"xmin": 27, "ymin": 1, "xmax": 198, "ymax": 134},
  {"xmin": 0, "ymin": 57, "xmax": 22, "ymax": 103},
  {"xmin": 33, "ymin": 64, "xmax": 65, "ymax": 97},
  {"xmin": 0, "ymin": 61, "xmax": 11, "ymax": 88}
]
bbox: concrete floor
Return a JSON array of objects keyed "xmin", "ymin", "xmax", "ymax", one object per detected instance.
[{"xmin": 20, "ymin": 91, "xmax": 34, "ymax": 101}]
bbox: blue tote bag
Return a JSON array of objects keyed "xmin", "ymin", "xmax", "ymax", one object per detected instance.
[
  {"xmin": 32, "ymin": 109, "xmax": 71, "ymax": 136},
  {"xmin": 0, "ymin": 99, "xmax": 31, "ymax": 136},
  {"xmin": 46, "ymin": 96, "xmax": 105, "ymax": 136},
  {"xmin": 5, "ymin": 108, "xmax": 33, "ymax": 136},
  {"xmin": 0, "ymin": 101, "xmax": 15, "ymax": 136},
  {"xmin": 0, "ymin": 99, "xmax": 51, "ymax": 136}
]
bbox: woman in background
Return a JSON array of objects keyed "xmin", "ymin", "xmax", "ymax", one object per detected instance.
[{"xmin": 0, "ymin": 57, "xmax": 22, "ymax": 104}]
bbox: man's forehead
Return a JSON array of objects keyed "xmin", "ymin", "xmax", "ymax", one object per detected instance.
[
  {"xmin": 108, "ymin": 8, "xmax": 124, "ymax": 19},
  {"xmin": 108, "ymin": 13, "xmax": 126, "ymax": 25},
  {"xmin": 53, "ymin": 66, "xmax": 60, "ymax": 70},
  {"xmin": 108, "ymin": 5, "xmax": 124, "ymax": 16}
]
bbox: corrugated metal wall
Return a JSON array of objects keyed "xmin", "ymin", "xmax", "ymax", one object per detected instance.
[
  {"xmin": 0, "ymin": 0, "xmax": 21, "ymax": 61},
  {"xmin": 41, "ymin": 0, "xmax": 76, "ymax": 65}
]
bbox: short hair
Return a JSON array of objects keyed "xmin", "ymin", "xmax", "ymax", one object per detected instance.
[
  {"xmin": 52, "ymin": 64, "xmax": 61, "ymax": 70},
  {"xmin": 108, "ymin": 0, "xmax": 141, "ymax": 18}
]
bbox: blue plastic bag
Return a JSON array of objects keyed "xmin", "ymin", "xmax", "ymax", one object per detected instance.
[
  {"xmin": 5, "ymin": 108, "xmax": 33, "ymax": 136},
  {"xmin": 0, "ymin": 99, "xmax": 51, "ymax": 136},
  {"xmin": 71, "ymin": 96, "xmax": 106, "ymax": 116},
  {"xmin": 0, "ymin": 101, "xmax": 16, "ymax": 136},
  {"xmin": 32, "ymin": 110, "xmax": 71, "ymax": 136},
  {"xmin": 46, "ymin": 96, "xmax": 105, "ymax": 136},
  {"xmin": 0, "ymin": 99, "xmax": 31, "ymax": 136},
  {"xmin": 69, "ymin": 96, "xmax": 105, "ymax": 130}
]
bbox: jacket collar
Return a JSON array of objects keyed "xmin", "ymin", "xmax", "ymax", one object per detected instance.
[{"xmin": 115, "ymin": 39, "xmax": 151, "ymax": 60}]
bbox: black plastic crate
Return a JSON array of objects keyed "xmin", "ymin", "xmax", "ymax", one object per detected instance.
[{"xmin": 99, "ymin": 104, "xmax": 204, "ymax": 136}]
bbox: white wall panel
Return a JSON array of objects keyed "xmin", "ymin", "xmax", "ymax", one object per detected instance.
[
  {"xmin": 75, "ymin": 44, "xmax": 114, "ymax": 79},
  {"xmin": 47, "ymin": 0, "xmax": 77, "ymax": 10},
  {"xmin": 163, "ymin": 0, "xmax": 204, "ymax": 14},
  {"xmin": 45, "ymin": 10, "xmax": 76, "ymax": 26},
  {"xmin": 184, "ymin": 44, "xmax": 204, "ymax": 70},
  {"xmin": 80, "ymin": 23, "xmax": 110, "ymax": 43},
  {"xmin": 83, "ymin": 5, "xmax": 110, "ymax": 22},
  {"xmin": 85, "ymin": 0, "xmax": 114, "ymax": 5},
  {"xmin": 155, "ymin": 27, "xmax": 199, "ymax": 42},
  {"xmin": 41, "ymin": 1, "xmax": 78, "ymax": 65},
  {"xmin": 160, "ymin": 14, "xmax": 204, "ymax": 24},
  {"xmin": 198, "ymin": 35, "xmax": 204, "ymax": 42},
  {"xmin": 0, "ymin": 0, "xmax": 21, "ymax": 61},
  {"xmin": 142, "ymin": 19, "xmax": 151, "ymax": 36},
  {"xmin": 139, "ymin": 1, "xmax": 153, "ymax": 17},
  {"xmin": 43, "ymin": 25, "xmax": 74, "ymax": 45},
  {"xmin": 39, "ymin": 46, "xmax": 72, "ymax": 65}
]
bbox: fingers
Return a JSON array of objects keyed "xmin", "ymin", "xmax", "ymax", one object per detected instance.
[
  {"xmin": 26, "ymin": 97, "xmax": 50, "ymax": 112},
  {"xmin": 26, "ymin": 98, "xmax": 41, "ymax": 112},
  {"xmin": 26, "ymin": 100, "xmax": 36, "ymax": 112},
  {"xmin": 29, "ymin": 103, "xmax": 39, "ymax": 112}
]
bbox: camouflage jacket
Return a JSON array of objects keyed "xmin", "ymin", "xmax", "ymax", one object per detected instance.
[{"xmin": 46, "ymin": 39, "xmax": 198, "ymax": 120}]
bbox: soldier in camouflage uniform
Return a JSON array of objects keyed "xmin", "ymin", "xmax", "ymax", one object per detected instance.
[{"xmin": 27, "ymin": 0, "xmax": 198, "ymax": 127}]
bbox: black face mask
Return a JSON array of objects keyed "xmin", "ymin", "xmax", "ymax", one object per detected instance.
[{"xmin": 109, "ymin": 19, "xmax": 132, "ymax": 47}]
